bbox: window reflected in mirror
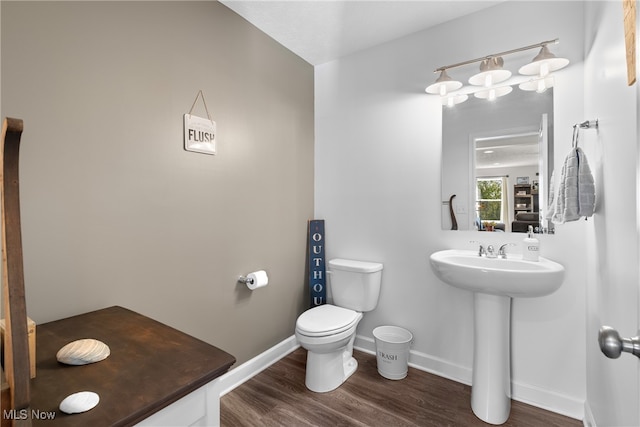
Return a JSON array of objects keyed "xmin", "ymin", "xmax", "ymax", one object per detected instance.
[{"xmin": 475, "ymin": 177, "xmax": 507, "ymax": 231}]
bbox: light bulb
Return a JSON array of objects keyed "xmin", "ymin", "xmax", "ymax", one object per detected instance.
[{"xmin": 539, "ymin": 63, "xmax": 550, "ymax": 77}]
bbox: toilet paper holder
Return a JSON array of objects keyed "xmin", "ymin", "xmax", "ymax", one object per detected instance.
[
  {"xmin": 237, "ymin": 275, "xmax": 255, "ymax": 285},
  {"xmin": 237, "ymin": 270, "xmax": 269, "ymax": 290}
]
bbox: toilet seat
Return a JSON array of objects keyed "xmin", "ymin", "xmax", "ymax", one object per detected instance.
[{"xmin": 296, "ymin": 304, "xmax": 360, "ymax": 337}]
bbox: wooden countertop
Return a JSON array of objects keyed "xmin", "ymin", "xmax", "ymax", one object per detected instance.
[{"xmin": 29, "ymin": 306, "xmax": 235, "ymax": 426}]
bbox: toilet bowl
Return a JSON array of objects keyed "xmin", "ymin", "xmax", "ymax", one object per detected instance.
[
  {"xmin": 295, "ymin": 304, "xmax": 363, "ymax": 392},
  {"xmin": 295, "ymin": 258, "xmax": 383, "ymax": 393}
]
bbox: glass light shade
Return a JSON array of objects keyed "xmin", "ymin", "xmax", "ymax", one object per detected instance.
[
  {"xmin": 473, "ymin": 85, "xmax": 512, "ymax": 100},
  {"xmin": 518, "ymin": 45, "xmax": 569, "ymax": 76},
  {"xmin": 443, "ymin": 94, "xmax": 468, "ymax": 107},
  {"xmin": 468, "ymin": 57, "xmax": 511, "ymax": 86},
  {"xmin": 426, "ymin": 70, "xmax": 463, "ymax": 95},
  {"xmin": 519, "ymin": 76, "xmax": 555, "ymax": 93}
]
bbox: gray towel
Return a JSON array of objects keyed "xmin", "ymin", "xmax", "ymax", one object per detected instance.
[{"xmin": 549, "ymin": 147, "xmax": 595, "ymax": 224}]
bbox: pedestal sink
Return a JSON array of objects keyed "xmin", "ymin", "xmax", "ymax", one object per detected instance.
[{"xmin": 429, "ymin": 249, "xmax": 565, "ymax": 425}]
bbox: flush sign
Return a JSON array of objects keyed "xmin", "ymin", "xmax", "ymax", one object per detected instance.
[{"xmin": 184, "ymin": 114, "xmax": 216, "ymax": 155}]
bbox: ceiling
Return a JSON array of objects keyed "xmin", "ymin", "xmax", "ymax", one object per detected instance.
[
  {"xmin": 220, "ymin": 1, "xmax": 508, "ymax": 65},
  {"xmin": 475, "ymin": 134, "xmax": 540, "ymax": 170}
]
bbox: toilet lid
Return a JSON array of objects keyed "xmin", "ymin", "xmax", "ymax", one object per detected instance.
[{"xmin": 296, "ymin": 304, "xmax": 359, "ymax": 337}]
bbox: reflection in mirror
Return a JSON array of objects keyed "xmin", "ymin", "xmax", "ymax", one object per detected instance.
[{"xmin": 441, "ymin": 87, "xmax": 553, "ymax": 233}]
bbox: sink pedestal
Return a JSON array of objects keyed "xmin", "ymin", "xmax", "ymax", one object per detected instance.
[
  {"xmin": 471, "ymin": 293, "xmax": 511, "ymax": 425},
  {"xmin": 429, "ymin": 249, "xmax": 565, "ymax": 425}
]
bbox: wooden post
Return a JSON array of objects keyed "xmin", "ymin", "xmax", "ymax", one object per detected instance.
[
  {"xmin": 623, "ymin": 0, "xmax": 636, "ymax": 85},
  {"xmin": 1, "ymin": 118, "xmax": 31, "ymax": 426}
]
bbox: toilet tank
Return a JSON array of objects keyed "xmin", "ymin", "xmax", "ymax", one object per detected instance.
[{"xmin": 328, "ymin": 258, "xmax": 383, "ymax": 312}]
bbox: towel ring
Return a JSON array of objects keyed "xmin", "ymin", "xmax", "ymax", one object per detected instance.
[
  {"xmin": 578, "ymin": 119, "xmax": 599, "ymax": 130},
  {"xmin": 572, "ymin": 119, "xmax": 599, "ymax": 148}
]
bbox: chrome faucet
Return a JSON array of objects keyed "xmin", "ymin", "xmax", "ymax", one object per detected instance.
[
  {"xmin": 486, "ymin": 245, "xmax": 497, "ymax": 258},
  {"xmin": 476, "ymin": 243, "xmax": 486, "ymax": 257},
  {"xmin": 498, "ymin": 243, "xmax": 516, "ymax": 259},
  {"xmin": 471, "ymin": 240, "xmax": 493, "ymax": 257}
]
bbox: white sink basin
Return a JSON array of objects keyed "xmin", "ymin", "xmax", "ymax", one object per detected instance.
[
  {"xmin": 430, "ymin": 249, "xmax": 564, "ymax": 298},
  {"xmin": 429, "ymin": 248, "xmax": 565, "ymax": 424}
]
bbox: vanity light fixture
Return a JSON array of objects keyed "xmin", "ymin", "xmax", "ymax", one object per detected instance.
[
  {"xmin": 426, "ymin": 69, "xmax": 463, "ymax": 96},
  {"xmin": 474, "ymin": 85, "xmax": 513, "ymax": 101},
  {"xmin": 518, "ymin": 45, "xmax": 570, "ymax": 77},
  {"xmin": 443, "ymin": 93, "xmax": 468, "ymax": 107},
  {"xmin": 518, "ymin": 76, "xmax": 556, "ymax": 93},
  {"xmin": 468, "ymin": 57, "xmax": 511, "ymax": 87},
  {"xmin": 426, "ymin": 39, "xmax": 568, "ymax": 104}
]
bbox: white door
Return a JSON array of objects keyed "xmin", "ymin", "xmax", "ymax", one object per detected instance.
[{"xmin": 589, "ymin": 2, "xmax": 640, "ymax": 426}]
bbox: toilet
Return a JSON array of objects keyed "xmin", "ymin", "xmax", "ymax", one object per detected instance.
[{"xmin": 295, "ymin": 258, "xmax": 383, "ymax": 392}]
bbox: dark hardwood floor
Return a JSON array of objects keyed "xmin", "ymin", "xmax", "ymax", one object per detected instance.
[{"xmin": 220, "ymin": 348, "xmax": 581, "ymax": 426}]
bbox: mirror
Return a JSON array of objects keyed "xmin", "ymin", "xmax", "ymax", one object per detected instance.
[{"xmin": 441, "ymin": 86, "xmax": 554, "ymax": 233}]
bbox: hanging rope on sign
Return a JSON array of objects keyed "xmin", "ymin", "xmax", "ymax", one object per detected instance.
[{"xmin": 188, "ymin": 89, "xmax": 213, "ymax": 123}]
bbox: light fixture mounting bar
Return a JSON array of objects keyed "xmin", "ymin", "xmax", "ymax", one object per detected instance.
[{"xmin": 433, "ymin": 38, "xmax": 560, "ymax": 73}]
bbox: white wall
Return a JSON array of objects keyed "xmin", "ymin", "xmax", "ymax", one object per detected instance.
[{"xmin": 316, "ymin": 1, "xmax": 587, "ymax": 419}]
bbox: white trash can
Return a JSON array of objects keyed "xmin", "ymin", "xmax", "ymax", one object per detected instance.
[{"xmin": 373, "ymin": 325, "xmax": 413, "ymax": 380}]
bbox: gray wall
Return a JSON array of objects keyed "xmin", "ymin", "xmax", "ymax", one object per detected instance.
[{"xmin": 1, "ymin": 1, "xmax": 314, "ymax": 366}]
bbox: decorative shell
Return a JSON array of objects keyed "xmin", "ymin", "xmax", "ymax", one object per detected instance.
[
  {"xmin": 56, "ymin": 338, "xmax": 110, "ymax": 365},
  {"xmin": 59, "ymin": 391, "xmax": 100, "ymax": 414}
]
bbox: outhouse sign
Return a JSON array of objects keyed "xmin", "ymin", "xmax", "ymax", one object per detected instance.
[{"xmin": 308, "ymin": 220, "xmax": 326, "ymax": 308}]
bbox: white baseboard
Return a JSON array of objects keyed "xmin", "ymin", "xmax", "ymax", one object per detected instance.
[
  {"xmin": 354, "ymin": 334, "xmax": 472, "ymax": 385},
  {"xmin": 583, "ymin": 401, "xmax": 595, "ymax": 427},
  {"xmin": 210, "ymin": 334, "xmax": 583, "ymax": 423},
  {"xmin": 138, "ymin": 337, "xmax": 300, "ymax": 427},
  {"xmin": 215, "ymin": 335, "xmax": 300, "ymax": 397},
  {"xmin": 354, "ymin": 334, "xmax": 584, "ymax": 421},
  {"xmin": 512, "ymin": 380, "xmax": 584, "ymax": 421}
]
